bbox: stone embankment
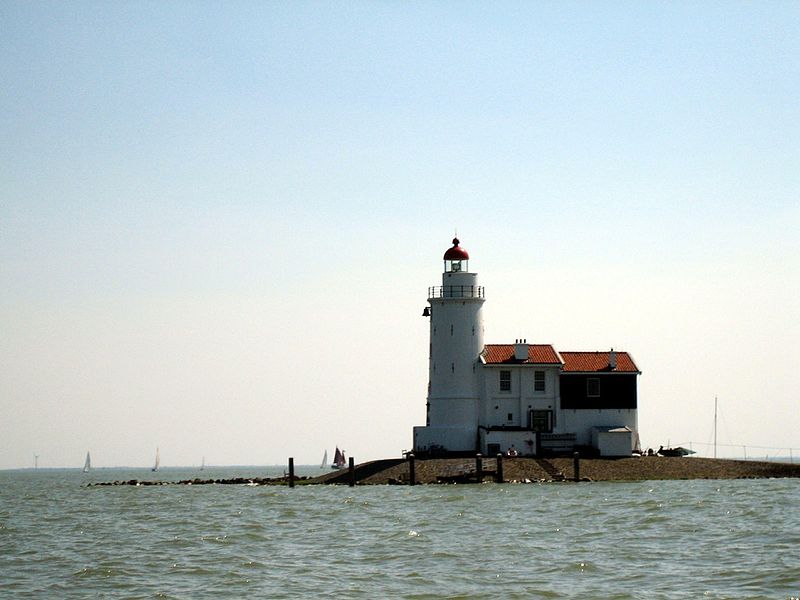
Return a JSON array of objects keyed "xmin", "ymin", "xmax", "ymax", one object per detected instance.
[
  {"xmin": 88, "ymin": 457, "xmax": 800, "ymax": 487},
  {"xmin": 309, "ymin": 456, "xmax": 800, "ymax": 485}
]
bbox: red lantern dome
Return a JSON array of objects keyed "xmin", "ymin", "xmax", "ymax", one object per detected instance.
[{"xmin": 443, "ymin": 238, "xmax": 469, "ymax": 260}]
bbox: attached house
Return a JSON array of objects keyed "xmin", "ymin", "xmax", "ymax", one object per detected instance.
[{"xmin": 478, "ymin": 344, "xmax": 640, "ymax": 457}]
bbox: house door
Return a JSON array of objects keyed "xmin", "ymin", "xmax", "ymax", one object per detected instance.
[{"xmin": 528, "ymin": 410, "xmax": 553, "ymax": 433}]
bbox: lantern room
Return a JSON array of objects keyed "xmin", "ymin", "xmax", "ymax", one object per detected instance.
[{"xmin": 443, "ymin": 238, "xmax": 469, "ymax": 273}]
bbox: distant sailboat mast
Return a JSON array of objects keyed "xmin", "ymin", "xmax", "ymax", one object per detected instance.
[
  {"xmin": 83, "ymin": 451, "xmax": 91, "ymax": 473},
  {"xmin": 714, "ymin": 396, "xmax": 718, "ymax": 459},
  {"xmin": 152, "ymin": 447, "xmax": 160, "ymax": 472},
  {"xmin": 200, "ymin": 456, "xmax": 205, "ymax": 471},
  {"xmin": 321, "ymin": 449, "xmax": 328, "ymax": 469}
]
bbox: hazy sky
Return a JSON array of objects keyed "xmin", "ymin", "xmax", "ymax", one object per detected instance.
[{"xmin": 2, "ymin": 2, "xmax": 798, "ymax": 468}]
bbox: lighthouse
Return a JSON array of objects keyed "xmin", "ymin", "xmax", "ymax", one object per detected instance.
[{"xmin": 414, "ymin": 238, "xmax": 485, "ymax": 454}]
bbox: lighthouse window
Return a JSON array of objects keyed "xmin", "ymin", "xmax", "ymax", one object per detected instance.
[
  {"xmin": 534, "ymin": 371, "xmax": 546, "ymax": 393},
  {"xmin": 587, "ymin": 378, "xmax": 600, "ymax": 397},
  {"xmin": 500, "ymin": 370, "xmax": 511, "ymax": 392},
  {"xmin": 450, "ymin": 324, "xmax": 453, "ymax": 336}
]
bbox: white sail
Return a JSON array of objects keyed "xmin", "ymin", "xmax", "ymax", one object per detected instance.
[
  {"xmin": 83, "ymin": 451, "xmax": 91, "ymax": 473},
  {"xmin": 152, "ymin": 447, "xmax": 160, "ymax": 472},
  {"xmin": 200, "ymin": 456, "xmax": 205, "ymax": 471},
  {"xmin": 321, "ymin": 449, "xmax": 328, "ymax": 468}
]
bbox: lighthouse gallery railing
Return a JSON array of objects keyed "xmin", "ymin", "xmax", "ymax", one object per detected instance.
[{"xmin": 428, "ymin": 285, "xmax": 485, "ymax": 299}]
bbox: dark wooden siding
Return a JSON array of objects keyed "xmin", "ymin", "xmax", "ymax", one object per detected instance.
[{"xmin": 560, "ymin": 374, "xmax": 638, "ymax": 409}]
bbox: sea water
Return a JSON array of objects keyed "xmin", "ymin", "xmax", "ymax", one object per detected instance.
[{"xmin": 1, "ymin": 467, "xmax": 798, "ymax": 599}]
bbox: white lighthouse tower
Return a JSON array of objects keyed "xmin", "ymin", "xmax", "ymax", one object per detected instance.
[{"xmin": 414, "ymin": 238, "xmax": 485, "ymax": 454}]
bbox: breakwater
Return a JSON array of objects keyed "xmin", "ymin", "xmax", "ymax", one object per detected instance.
[{"xmin": 88, "ymin": 456, "xmax": 800, "ymax": 487}]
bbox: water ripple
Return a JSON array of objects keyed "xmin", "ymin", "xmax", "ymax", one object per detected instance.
[{"xmin": 1, "ymin": 470, "xmax": 799, "ymax": 599}]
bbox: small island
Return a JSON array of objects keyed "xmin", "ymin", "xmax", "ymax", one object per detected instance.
[{"xmin": 89, "ymin": 455, "xmax": 800, "ymax": 487}]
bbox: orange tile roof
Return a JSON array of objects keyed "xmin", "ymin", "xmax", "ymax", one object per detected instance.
[
  {"xmin": 560, "ymin": 351, "xmax": 639, "ymax": 373},
  {"xmin": 482, "ymin": 344, "xmax": 562, "ymax": 365}
]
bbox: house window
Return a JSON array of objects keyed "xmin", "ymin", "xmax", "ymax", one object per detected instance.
[
  {"xmin": 507, "ymin": 413, "xmax": 513, "ymax": 422},
  {"xmin": 587, "ymin": 378, "xmax": 600, "ymax": 397},
  {"xmin": 500, "ymin": 370, "xmax": 511, "ymax": 392},
  {"xmin": 534, "ymin": 371, "xmax": 545, "ymax": 393},
  {"xmin": 529, "ymin": 410, "xmax": 553, "ymax": 433}
]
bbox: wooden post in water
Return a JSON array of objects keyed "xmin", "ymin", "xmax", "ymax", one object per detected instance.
[
  {"xmin": 476, "ymin": 453, "xmax": 483, "ymax": 483},
  {"xmin": 288, "ymin": 457, "xmax": 295, "ymax": 488},
  {"xmin": 573, "ymin": 451, "xmax": 580, "ymax": 482},
  {"xmin": 495, "ymin": 453, "xmax": 504, "ymax": 483},
  {"xmin": 348, "ymin": 456, "xmax": 355, "ymax": 487},
  {"xmin": 408, "ymin": 453, "xmax": 416, "ymax": 486}
]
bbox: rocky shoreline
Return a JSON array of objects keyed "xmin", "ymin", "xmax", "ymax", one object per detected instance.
[
  {"xmin": 88, "ymin": 456, "xmax": 800, "ymax": 487},
  {"xmin": 310, "ymin": 456, "xmax": 800, "ymax": 485}
]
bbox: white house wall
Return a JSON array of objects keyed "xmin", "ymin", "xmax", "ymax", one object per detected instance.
[{"xmin": 479, "ymin": 365, "xmax": 560, "ymax": 429}]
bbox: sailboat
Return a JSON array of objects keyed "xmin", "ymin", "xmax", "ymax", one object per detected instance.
[
  {"xmin": 151, "ymin": 447, "xmax": 160, "ymax": 472},
  {"xmin": 83, "ymin": 451, "xmax": 92, "ymax": 473},
  {"xmin": 200, "ymin": 456, "xmax": 205, "ymax": 471},
  {"xmin": 320, "ymin": 449, "xmax": 328, "ymax": 469},
  {"xmin": 331, "ymin": 446, "xmax": 346, "ymax": 470}
]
